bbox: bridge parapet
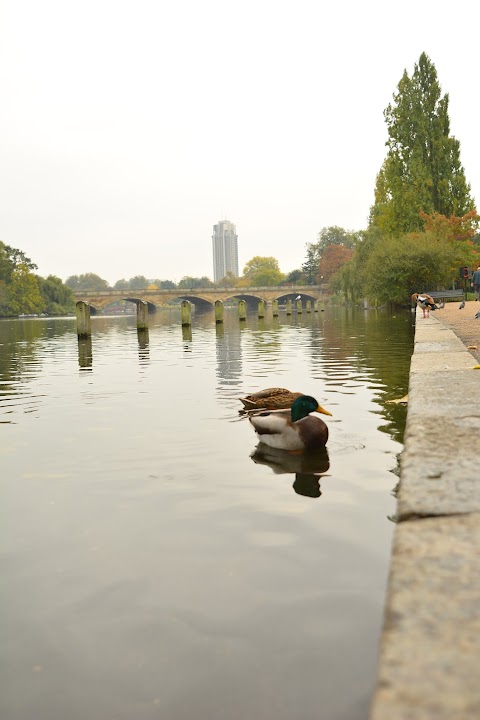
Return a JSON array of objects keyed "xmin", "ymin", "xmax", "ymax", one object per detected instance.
[{"xmin": 73, "ymin": 285, "xmax": 328, "ymax": 310}]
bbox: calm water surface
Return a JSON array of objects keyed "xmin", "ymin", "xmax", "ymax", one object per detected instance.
[{"xmin": 0, "ymin": 307, "xmax": 413, "ymax": 720}]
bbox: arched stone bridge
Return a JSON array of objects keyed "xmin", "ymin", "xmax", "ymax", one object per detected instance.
[{"xmin": 73, "ymin": 285, "xmax": 328, "ymax": 312}]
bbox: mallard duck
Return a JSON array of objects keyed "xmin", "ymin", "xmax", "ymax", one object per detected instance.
[
  {"xmin": 248, "ymin": 395, "xmax": 331, "ymax": 451},
  {"xmin": 411, "ymin": 293, "xmax": 437, "ymax": 318},
  {"xmin": 239, "ymin": 387, "xmax": 303, "ymax": 410}
]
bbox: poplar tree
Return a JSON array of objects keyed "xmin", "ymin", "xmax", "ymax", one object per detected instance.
[{"xmin": 370, "ymin": 52, "xmax": 474, "ymax": 235}]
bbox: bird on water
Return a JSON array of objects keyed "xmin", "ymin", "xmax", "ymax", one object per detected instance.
[
  {"xmin": 239, "ymin": 387, "xmax": 303, "ymax": 410},
  {"xmin": 248, "ymin": 395, "xmax": 332, "ymax": 452}
]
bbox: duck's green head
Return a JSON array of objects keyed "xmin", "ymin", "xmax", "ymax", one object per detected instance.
[{"xmin": 291, "ymin": 395, "xmax": 332, "ymax": 422}]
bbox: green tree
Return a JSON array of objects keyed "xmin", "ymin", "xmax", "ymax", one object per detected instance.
[
  {"xmin": 217, "ymin": 271, "xmax": 238, "ymax": 287},
  {"xmin": 0, "ymin": 243, "xmax": 12, "ymax": 282},
  {"xmin": 330, "ymin": 226, "xmax": 384, "ymax": 303},
  {"xmin": 113, "ymin": 278, "xmax": 130, "ymax": 290},
  {"xmin": 315, "ymin": 226, "xmax": 359, "ymax": 252},
  {"xmin": 333, "ymin": 211, "xmax": 479, "ymax": 306},
  {"xmin": 178, "ymin": 276, "xmax": 214, "ymax": 289},
  {"xmin": 301, "ymin": 245, "xmax": 322, "ymax": 286},
  {"xmin": 66, "ymin": 273, "xmax": 110, "ymax": 290},
  {"xmin": 362, "ymin": 234, "xmax": 459, "ymax": 305},
  {"xmin": 128, "ymin": 275, "xmax": 149, "ymax": 290},
  {"xmin": 370, "ymin": 52, "xmax": 474, "ymax": 235},
  {"xmin": 1, "ymin": 264, "xmax": 44, "ymax": 315},
  {"xmin": 37, "ymin": 275, "xmax": 76, "ymax": 314},
  {"xmin": 281, "ymin": 268, "xmax": 306, "ymax": 285},
  {"xmin": 0, "ymin": 241, "xmax": 37, "ymax": 283},
  {"xmin": 301, "ymin": 246, "xmax": 319, "ymax": 285},
  {"xmin": 0, "ymin": 280, "xmax": 8, "ymax": 310},
  {"xmin": 242, "ymin": 256, "xmax": 285, "ymax": 286},
  {"xmin": 151, "ymin": 279, "xmax": 177, "ymax": 289},
  {"xmin": 331, "ymin": 260, "xmax": 356, "ymax": 303}
]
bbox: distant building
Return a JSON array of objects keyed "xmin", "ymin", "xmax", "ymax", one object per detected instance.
[{"xmin": 212, "ymin": 220, "xmax": 239, "ymax": 283}]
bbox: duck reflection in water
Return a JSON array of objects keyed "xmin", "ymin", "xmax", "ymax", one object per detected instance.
[{"xmin": 250, "ymin": 444, "xmax": 330, "ymax": 498}]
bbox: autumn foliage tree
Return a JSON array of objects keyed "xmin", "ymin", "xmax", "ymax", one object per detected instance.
[
  {"xmin": 302, "ymin": 227, "xmax": 359, "ymax": 283},
  {"xmin": 317, "ymin": 244, "xmax": 354, "ymax": 283},
  {"xmin": 416, "ymin": 210, "xmax": 480, "ymax": 273},
  {"xmin": 419, "ymin": 210, "xmax": 479, "ymax": 243}
]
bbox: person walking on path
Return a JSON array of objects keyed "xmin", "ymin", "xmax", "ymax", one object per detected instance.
[{"xmin": 472, "ymin": 265, "xmax": 480, "ymax": 301}]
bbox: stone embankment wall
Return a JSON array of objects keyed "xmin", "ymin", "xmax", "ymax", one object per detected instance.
[{"xmin": 370, "ymin": 307, "xmax": 480, "ymax": 720}]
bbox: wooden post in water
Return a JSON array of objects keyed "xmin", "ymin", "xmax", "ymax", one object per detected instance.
[
  {"xmin": 136, "ymin": 300, "xmax": 148, "ymax": 331},
  {"xmin": 296, "ymin": 298, "xmax": 302, "ymax": 314},
  {"xmin": 76, "ymin": 301, "xmax": 91, "ymax": 338},
  {"xmin": 181, "ymin": 300, "xmax": 192, "ymax": 326},
  {"xmin": 182, "ymin": 325, "xmax": 192, "ymax": 342},
  {"xmin": 77, "ymin": 336, "xmax": 92, "ymax": 369},
  {"xmin": 286, "ymin": 299, "xmax": 292, "ymax": 315},
  {"xmin": 320, "ymin": 299, "xmax": 325, "ymax": 312},
  {"xmin": 137, "ymin": 328, "xmax": 149, "ymax": 350},
  {"xmin": 272, "ymin": 300, "xmax": 279, "ymax": 317},
  {"xmin": 238, "ymin": 300, "xmax": 247, "ymax": 321},
  {"xmin": 306, "ymin": 300, "xmax": 312, "ymax": 313},
  {"xmin": 214, "ymin": 300, "xmax": 224, "ymax": 324},
  {"xmin": 314, "ymin": 300, "xmax": 319, "ymax": 312},
  {"xmin": 258, "ymin": 300, "xmax": 265, "ymax": 319}
]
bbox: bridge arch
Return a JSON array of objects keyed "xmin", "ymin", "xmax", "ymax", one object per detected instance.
[
  {"xmin": 223, "ymin": 292, "xmax": 267, "ymax": 303},
  {"xmin": 171, "ymin": 294, "xmax": 214, "ymax": 310},
  {"xmin": 124, "ymin": 297, "xmax": 157, "ymax": 313},
  {"xmin": 272, "ymin": 290, "xmax": 319, "ymax": 302}
]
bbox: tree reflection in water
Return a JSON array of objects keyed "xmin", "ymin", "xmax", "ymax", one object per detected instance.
[{"xmin": 250, "ymin": 444, "xmax": 330, "ymax": 498}]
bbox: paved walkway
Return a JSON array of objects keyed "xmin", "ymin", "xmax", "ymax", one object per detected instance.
[
  {"xmin": 432, "ymin": 299, "xmax": 480, "ymax": 362},
  {"xmin": 369, "ymin": 305, "xmax": 480, "ymax": 719}
]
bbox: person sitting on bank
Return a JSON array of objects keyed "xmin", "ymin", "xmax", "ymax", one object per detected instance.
[{"xmin": 472, "ymin": 265, "xmax": 480, "ymax": 301}]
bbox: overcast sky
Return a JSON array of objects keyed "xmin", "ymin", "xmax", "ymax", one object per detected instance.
[{"xmin": 1, "ymin": 0, "xmax": 478, "ymax": 286}]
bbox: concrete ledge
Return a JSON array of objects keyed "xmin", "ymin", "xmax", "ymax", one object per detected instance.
[
  {"xmin": 398, "ymin": 313, "xmax": 480, "ymax": 518},
  {"xmin": 370, "ymin": 513, "xmax": 480, "ymax": 720},
  {"xmin": 370, "ymin": 310, "xmax": 480, "ymax": 719}
]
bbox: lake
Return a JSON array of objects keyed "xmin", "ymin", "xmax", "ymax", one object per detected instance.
[{"xmin": 0, "ymin": 306, "xmax": 413, "ymax": 720}]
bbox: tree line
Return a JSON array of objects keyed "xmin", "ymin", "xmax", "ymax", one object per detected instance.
[
  {"xmin": 2, "ymin": 52, "xmax": 479, "ymax": 316},
  {"xmin": 0, "ymin": 242, "xmax": 76, "ymax": 316},
  {"xmin": 64, "ymin": 259, "xmax": 307, "ymax": 293}
]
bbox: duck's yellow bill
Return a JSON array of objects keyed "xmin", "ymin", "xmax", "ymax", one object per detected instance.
[{"xmin": 316, "ymin": 404, "xmax": 332, "ymax": 416}]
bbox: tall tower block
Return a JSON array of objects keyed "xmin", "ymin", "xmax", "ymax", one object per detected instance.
[{"xmin": 212, "ymin": 220, "xmax": 239, "ymax": 283}]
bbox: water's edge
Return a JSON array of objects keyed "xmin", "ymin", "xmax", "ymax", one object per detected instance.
[{"xmin": 370, "ymin": 309, "xmax": 480, "ymax": 719}]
